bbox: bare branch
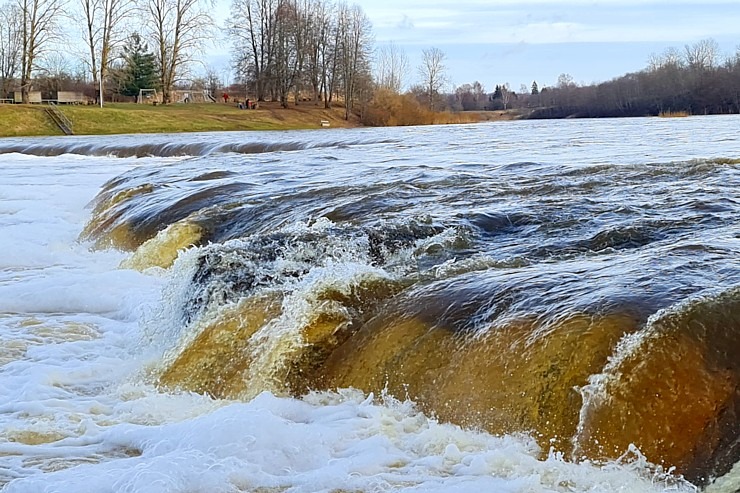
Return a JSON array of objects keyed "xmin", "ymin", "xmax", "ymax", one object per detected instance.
[{"xmin": 418, "ymin": 46, "xmax": 446, "ymax": 111}]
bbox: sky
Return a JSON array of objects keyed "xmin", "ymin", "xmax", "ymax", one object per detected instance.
[{"xmin": 211, "ymin": 0, "xmax": 740, "ymax": 93}]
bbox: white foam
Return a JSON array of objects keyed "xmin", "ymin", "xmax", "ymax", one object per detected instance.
[
  {"xmin": 705, "ymin": 460, "xmax": 740, "ymax": 493},
  {"xmin": 2, "ymin": 390, "xmax": 698, "ymax": 493}
]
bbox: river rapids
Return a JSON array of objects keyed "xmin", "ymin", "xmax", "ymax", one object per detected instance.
[{"xmin": 1, "ymin": 116, "xmax": 739, "ymax": 492}]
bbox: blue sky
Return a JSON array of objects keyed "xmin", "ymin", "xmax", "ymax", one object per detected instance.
[{"xmin": 212, "ymin": 0, "xmax": 740, "ymax": 93}]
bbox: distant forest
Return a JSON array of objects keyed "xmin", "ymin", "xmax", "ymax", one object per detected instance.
[{"xmin": 469, "ymin": 39, "xmax": 740, "ymax": 119}]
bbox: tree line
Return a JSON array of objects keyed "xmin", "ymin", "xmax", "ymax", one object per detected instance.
[
  {"xmin": 227, "ymin": 0, "xmax": 372, "ymax": 119},
  {"xmin": 469, "ymin": 39, "xmax": 740, "ymax": 119},
  {"xmin": 399, "ymin": 39, "xmax": 740, "ymax": 121},
  {"xmin": 529, "ymin": 39, "xmax": 740, "ymax": 118},
  {"xmin": 0, "ymin": 0, "xmax": 213, "ymax": 103},
  {"xmin": 1, "ymin": 0, "xmax": 738, "ymax": 123},
  {"xmin": 0, "ymin": 0, "xmax": 378, "ymax": 111}
]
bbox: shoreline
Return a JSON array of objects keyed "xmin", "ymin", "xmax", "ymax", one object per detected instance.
[{"xmin": 0, "ymin": 102, "xmax": 520, "ymax": 138}]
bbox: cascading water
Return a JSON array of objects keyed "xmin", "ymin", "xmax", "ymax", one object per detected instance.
[{"xmin": 1, "ymin": 118, "xmax": 739, "ymax": 491}]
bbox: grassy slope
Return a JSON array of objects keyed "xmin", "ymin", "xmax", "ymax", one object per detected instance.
[
  {"xmin": 0, "ymin": 102, "xmax": 357, "ymax": 137},
  {"xmin": 0, "ymin": 102, "xmax": 516, "ymax": 138},
  {"xmin": 0, "ymin": 105, "xmax": 62, "ymax": 136}
]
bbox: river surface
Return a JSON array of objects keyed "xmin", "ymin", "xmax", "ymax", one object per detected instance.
[{"xmin": 1, "ymin": 116, "xmax": 739, "ymax": 492}]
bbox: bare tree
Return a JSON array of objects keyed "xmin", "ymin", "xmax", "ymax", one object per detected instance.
[
  {"xmin": 79, "ymin": 0, "xmax": 100, "ymax": 84},
  {"xmin": 229, "ymin": 0, "xmax": 277, "ymax": 101},
  {"xmin": 146, "ymin": 0, "xmax": 213, "ymax": 103},
  {"xmin": 336, "ymin": 2, "xmax": 372, "ymax": 119},
  {"xmin": 455, "ymin": 80, "xmax": 485, "ymax": 111},
  {"xmin": 322, "ymin": 5, "xmax": 341, "ymax": 108},
  {"xmin": 288, "ymin": 0, "xmax": 312, "ymax": 106},
  {"xmin": 728, "ymin": 45, "xmax": 740, "ymax": 69},
  {"xmin": 0, "ymin": 2, "xmax": 23, "ymax": 95},
  {"xmin": 35, "ymin": 51, "xmax": 72, "ymax": 92},
  {"xmin": 554, "ymin": 74, "xmax": 578, "ymax": 108},
  {"xmin": 272, "ymin": 0, "xmax": 300, "ymax": 107},
  {"xmin": 17, "ymin": 0, "xmax": 67, "ymax": 102},
  {"xmin": 79, "ymin": 0, "xmax": 135, "ymax": 98},
  {"xmin": 684, "ymin": 38, "xmax": 720, "ymax": 72},
  {"xmin": 417, "ymin": 46, "xmax": 446, "ymax": 111},
  {"xmin": 648, "ymin": 47, "xmax": 684, "ymax": 72},
  {"xmin": 203, "ymin": 65, "xmax": 220, "ymax": 97},
  {"xmin": 302, "ymin": 0, "xmax": 332, "ymax": 104},
  {"xmin": 499, "ymin": 82, "xmax": 511, "ymax": 109},
  {"xmin": 376, "ymin": 41, "xmax": 408, "ymax": 93},
  {"xmin": 227, "ymin": 0, "xmax": 369, "ymax": 112},
  {"xmin": 557, "ymin": 73, "xmax": 576, "ymax": 88}
]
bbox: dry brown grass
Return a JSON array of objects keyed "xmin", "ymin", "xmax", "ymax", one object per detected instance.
[
  {"xmin": 362, "ymin": 90, "xmax": 436, "ymax": 126},
  {"xmin": 658, "ymin": 110, "xmax": 691, "ymax": 118},
  {"xmin": 431, "ymin": 111, "xmax": 481, "ymax": 124},
  {"xmin": 362, "ymin": 89, "xmax": 518, "ymax": 127}
]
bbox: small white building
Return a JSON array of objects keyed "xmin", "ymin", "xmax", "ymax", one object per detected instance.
[
  {"xmin": 57, "ymin": 91, "xmax": 88, "ymax": 104},
  {"xmin": 14, "ymin": 91, "xmax": 42, "ymax": 103}
]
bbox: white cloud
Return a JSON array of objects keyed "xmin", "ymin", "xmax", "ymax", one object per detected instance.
[
  {"xmin": 364, "ymin": 1, "xmax": 740, "ymax": 46},
  {"xmin": 397, "ymin": 15, "xmax": 415, "ymax": 30}
]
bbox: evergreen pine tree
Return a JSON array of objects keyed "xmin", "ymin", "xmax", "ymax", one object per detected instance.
[
  {"xmin": 531, "ymin": 80, "xmax": 539, "ymax": 95},
  {"xmin": 118, "ymin": 33, "xmax": 157, "ymax": 98}
]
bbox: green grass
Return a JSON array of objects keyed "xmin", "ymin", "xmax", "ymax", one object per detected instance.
[
  {"xmin": 0, "ymin": 105, "xmax": 61, "ymax": 136},
  {"xmin": 0, "ymin": 102, "xmax": 357, "ymax": 137}
]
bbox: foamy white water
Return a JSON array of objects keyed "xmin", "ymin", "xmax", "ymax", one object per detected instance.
[{"xmin": 3, "ymin": 122, "xmax": 732, "ymax": 492}]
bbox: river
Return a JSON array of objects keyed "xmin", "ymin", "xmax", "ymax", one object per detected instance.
[{"xmin": 1, "ymin": 116, "xmax": 739, "ymax": 492}]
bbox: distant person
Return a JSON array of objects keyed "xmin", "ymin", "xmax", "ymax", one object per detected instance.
[
  {"xmin": 245, "ymin": 98, "xmax": 250, "ymax": 109},
  {"xmin": 223, "ymin": 93, "xmax": 229, "ymax": 103}
]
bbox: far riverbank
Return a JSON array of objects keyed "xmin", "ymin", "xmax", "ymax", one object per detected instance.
[{"xmin": 0, "ymin": 102, "xmax": 521, "ymax": 138}]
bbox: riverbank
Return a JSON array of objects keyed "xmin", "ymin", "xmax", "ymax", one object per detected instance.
[
  {"xmin": 0, "ymin": 102, "xmax": 360, "ymax": 137},
  {"xmin": 0, "ymin": 102, "xmax": 523, "ymax": 137}
]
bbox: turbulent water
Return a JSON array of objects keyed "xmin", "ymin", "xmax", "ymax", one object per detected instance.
[{"xmin": 1, "ymin": 116, "xmax": 739, "ymax": 492}]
